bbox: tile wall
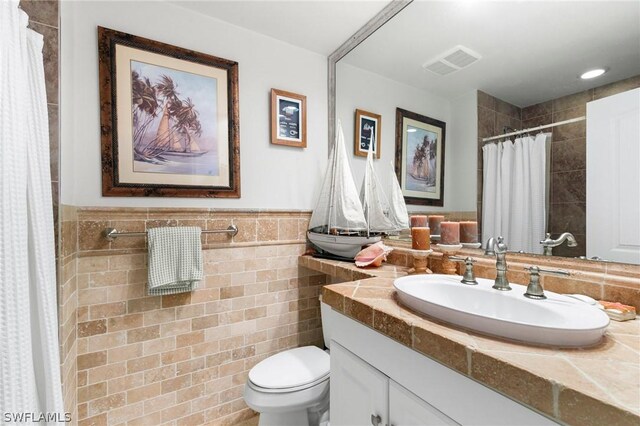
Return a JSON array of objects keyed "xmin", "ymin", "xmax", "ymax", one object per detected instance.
[
  {"xmin": 476, "ymin": 90, "xmax": 523, "ymax": 243},
  {"xmin": 61, "ymin": 206, "xmax": 79, "ymax": 421},
  {"xmin": 63, "ymin": 208, "xmax": 327, "ymax": 425},
  {"xmin": 477, "ymin": 75, "xmax": 640, "ymax": 256},
  {"xmin": 19, "ymin": 0, "xmax": 59, "ymax": 247},
  {"xmin": 521, "ymin": 75, "xmax": 640, "ymax": 257}
]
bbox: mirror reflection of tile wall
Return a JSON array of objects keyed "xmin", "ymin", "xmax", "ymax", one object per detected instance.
[{"xmin": 477, "ymin": 75, "xmax": 640, "ymax": 257}]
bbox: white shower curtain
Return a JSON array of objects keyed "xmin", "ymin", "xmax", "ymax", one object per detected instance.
[
  {"xmin": 482, "ymin": 133, "xmax": 549, "ymax": 254},
  {"xmin": 1, "ymin": 1, "xmax": 64, "ymax": 422}
]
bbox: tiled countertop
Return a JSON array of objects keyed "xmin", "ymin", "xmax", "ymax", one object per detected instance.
[{"xmin": 299, "ymin": 255, "xmax": 640, "ymax": 426}]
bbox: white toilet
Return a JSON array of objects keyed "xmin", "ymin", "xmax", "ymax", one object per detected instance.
[{"xmin": 243, "ymin": 302, "xmax": 332, "ymax": 426}]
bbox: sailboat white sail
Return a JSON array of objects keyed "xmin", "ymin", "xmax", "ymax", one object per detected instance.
[
  {"xmin": 387, "ymin": 160, "xmax": 410, "ymax": 230},
  {"xmin": 308, "ymin": 121, "xmax": 380, "ymax": 258},
  {"xmin": 309, "ymin": 121, "xmax": 368, "ymax": 232},
  {"xmin": 360, "ymin": 132, "xmax": 396, "ymax": 233}
]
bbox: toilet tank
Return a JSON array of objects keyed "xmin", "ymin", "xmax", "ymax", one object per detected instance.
[{"xmin": 320, "ymin": 298, "xmax": 333, "ymax": 350}]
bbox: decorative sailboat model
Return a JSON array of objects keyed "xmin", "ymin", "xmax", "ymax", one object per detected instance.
[{"xmin": 307, "ymin": 122, "xmax": 409, "ymax": 259}]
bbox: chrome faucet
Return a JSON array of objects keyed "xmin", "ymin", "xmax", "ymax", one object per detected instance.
[
  {"xmin": 449, "ymin": 256, "xmax": 478, "ymax": 285},
  {"xmin": 484, "ymin": 236, "xmax": 498, "ymax": 256},
  {"xmin": 524, "ymin": 266, "xmax": 571, "ymax": 299},
  {"xmin": 540, "ymin": 232, "xmax": 578, "ymax": 256},
  {"xmin": 491, "ymin": 237, "xmax": 511, "ymax": 291}
]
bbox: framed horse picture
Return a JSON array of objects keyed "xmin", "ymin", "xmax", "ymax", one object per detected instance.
[{"xmin": 395, "ymin": 108, "xmax": 446, "ymax": 206}]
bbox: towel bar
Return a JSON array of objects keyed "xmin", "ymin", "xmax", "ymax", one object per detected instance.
[{"xmin": 103, "ymin": 225, "xmax": 239, "ymax": 241}]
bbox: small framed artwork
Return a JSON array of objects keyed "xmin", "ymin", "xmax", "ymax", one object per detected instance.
[
  {"xmin": 98, "ymin": 27, "xmax": 240, "ymax": 198},
  {"xmin": 271, "ymin": 89, "xmax": 307, "ymax": 148},
  {"xmin": 395, "ymin": 108, "xmax": 446, "ymax": 206},
  {"xmin": 354, "ymin": 109, "xmax": 381, "ymax": 158}
]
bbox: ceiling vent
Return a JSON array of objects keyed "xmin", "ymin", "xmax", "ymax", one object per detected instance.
[{"xmin": 422, "ymin": 45, "xmax": 482, "ymax": 76}]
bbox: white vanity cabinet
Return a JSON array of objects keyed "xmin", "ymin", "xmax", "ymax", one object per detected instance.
[
  {"xmin": 389, "ymin": 380, "xmax": 458, "ymax": 426},
  {"xmin": 327, "ymin": 306, "xmax": 558, "ymax": 426},
  {"xmin": 331, "ymin": 342, "xmax": 389, "ymax": 426},
  {"xmin": 331, "ymin": 342, "xmax": 457, "ymax": 426}
]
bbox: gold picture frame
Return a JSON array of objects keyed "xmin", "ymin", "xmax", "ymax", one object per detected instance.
[
  {"xmin": 270, "ymin": 89, "xmax": 307, "ymax": 148},
  {"xmin": 354, "ymin": 109, "xmax": 381, "ymax": 158}
]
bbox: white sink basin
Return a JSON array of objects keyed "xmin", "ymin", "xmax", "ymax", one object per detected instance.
[{"xmin": 393, "ymin": 274, "xmax": 610, "ymax": 347}]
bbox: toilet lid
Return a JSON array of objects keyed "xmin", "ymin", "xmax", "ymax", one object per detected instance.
[{"xmin": 249, "ymin": 346, "xmax": 330, "ymax": 389}]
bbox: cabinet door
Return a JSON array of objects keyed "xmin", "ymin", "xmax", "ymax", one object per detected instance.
[
  {"xmin": 331, "ymin": 342, "xmax": 389, "ymax": 426},
  {"xmin": 389, "ymin": 380, "xmax": 459, "ymax": 426}
]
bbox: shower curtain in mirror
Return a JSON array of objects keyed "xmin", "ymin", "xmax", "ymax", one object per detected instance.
[
  {"xmin": 482, "ymin": 134, "xmax": 549, "ymax": 254},
  {"xmin": 1, "ymin": 1, "xmax": 64, "ymax": 422}
]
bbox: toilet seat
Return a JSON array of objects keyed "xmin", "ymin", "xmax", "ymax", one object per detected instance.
[
  {"xmin": 243, "ymin": 305, "xmax": 333, "ymax": 425},
  {"xmin": 248, "ymin": 346, "xmax": 330, "ymax": 391},
  {"xmin": 248, "ymin": 373, "xmax": 329, "ymax": 394}
]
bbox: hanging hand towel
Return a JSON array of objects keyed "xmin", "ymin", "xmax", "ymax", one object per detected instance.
[{"xmin": 147, "ymin": 227, "xmax": 203, "ymax": 296}]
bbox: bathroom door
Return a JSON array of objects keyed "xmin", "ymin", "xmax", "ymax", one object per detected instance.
[{"xmin": 586, "ymin": 88, "xmax": 640, "ymax": 264}]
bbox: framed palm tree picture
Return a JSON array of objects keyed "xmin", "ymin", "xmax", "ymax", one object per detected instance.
[
  {"xmin": 395, "ymin": 108, "xmax": 446, "ymax": 206},
  {"xmin": 98, "ymin": 27, "xmax": 240, "ymax": 197}
]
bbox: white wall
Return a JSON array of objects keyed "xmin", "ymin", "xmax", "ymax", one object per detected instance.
[
  {"xmin": 337, "ymin": 62, "xmax": 477, "ymax": 213},
  {"xmin": 448, "ymin": 90, "xmax": 478, "ymax": 211},
  {"xmin": 61, "ymin": 1, "xmax": 328, "ymax": 209}
]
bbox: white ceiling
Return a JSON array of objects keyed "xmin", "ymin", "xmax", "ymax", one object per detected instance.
[
  {"xmin": 169, "ymin": 0, "xmax": 639, "ymax": 106},
  {"xmin": 170, "ymin": 0, "xmax": 390, "ymax": 56},
  {"xmin": 341, "ymin": 1, "xmax": 640, "ymax": 107}
]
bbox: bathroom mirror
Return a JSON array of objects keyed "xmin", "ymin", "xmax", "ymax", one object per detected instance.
[{"xmin": 333, "ymin": 0, "xmax": 640, "ymax": 265}]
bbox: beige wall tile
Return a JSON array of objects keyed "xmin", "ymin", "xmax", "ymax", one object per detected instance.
[
  {"xmin": 127, "ymin": 383, "xmax": 161, "ymax": 404},
  {"xmin": 161, "ymin": 400, "xmax": 191, "ymax": 423},
  {"xmin": 88, "ymin": 362, "xmax": 127, "ymax": 385},
  {"xmin": 143, "ymin": 336, "xmax": 176, "ymax": 355},
  {"xmin": 127, "ymin": 354, "xmax": 160, "ymax": 374},
  {"xmin": 257, "ymin": 218, "xmax": 278, "ymax": 241},
  {"xmin": 78, "ymin": 382, "xmax": 107, "ymax": 403},
  {"xmin": 161, "ymin": 375, "xmax": 191, "ymax": 394},
  {"xmin": 106, "ymin": 400, "xmax": 144, "ymax": 424},
  {"xmin": 90, "ymin": 302, "xmax": 126, "ymax": 319},
  {"xmin": 127, "ymin": 297, "xmax": 162, "ymax": 313},
  {"xmin": 233, "ymin": 219, "xmax": 257, "ymax": 243},
  {"xmin": 78, "ymin": 351, "xmax": 107, "ymax": 370},
  {"xmin": 107, "ymin": 344, "xmax": 143, "ymax": 364},
  {"xmin": 144, "ymin": 365, "xmax": 176, "ymax": 386},
  {"xmin": 108, "ymin": 313, "xmax": 143, "ymax": 332},
  {"xmin": 161, "ymin": 347, "xmax": 191, "ymax": 365},
  {"xmin": 78, "ymin": 320, "xmax": 107, "ymax": 338},
  {"xmin": 176, "ymin": 358, "xmax": 206, "ymax": 376},
  {"xmin": 64, "ymin": 210, "xmax": 325, "ymax": 425},
  {"xmin": 86, "ymin": 393, "xmax": 126, "ymax": 417},
  {"xmin": 127, "ymin": 325, "xmax": 160, "ymax": 343}
]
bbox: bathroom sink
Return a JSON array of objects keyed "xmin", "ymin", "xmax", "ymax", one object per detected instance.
[{"xmin": 393, "ymin": 274, "xmax": 610, "ymax": 347}]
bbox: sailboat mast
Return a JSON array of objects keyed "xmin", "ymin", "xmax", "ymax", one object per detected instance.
[
  {"xmin": 366, "ymin": 131, "xmax": 375, "ymax": 238},
  {"xmin": 326, "ymin": 134, "xmax": 339, "ymax": 235}
]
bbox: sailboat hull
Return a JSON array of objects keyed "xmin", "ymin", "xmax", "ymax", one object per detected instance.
[
  {"xmin": 307, "ymin": 231, "xmax": 381, "ymax": 259},
  {"xmin": 162, "ymin": 150, "xmax": 209, "ymax": 158}
]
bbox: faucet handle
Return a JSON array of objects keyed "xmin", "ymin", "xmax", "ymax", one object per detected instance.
[
  {"xmin": 449, "ymin": 256, "xmax": 478, "ymax": 285},
  {"xmin": 495, "ymin": 236, "xmax": 508, "ymax": 253},
  {"xmin": 524, "ymin": 266, "xmax": 571, "ymax": 299}
]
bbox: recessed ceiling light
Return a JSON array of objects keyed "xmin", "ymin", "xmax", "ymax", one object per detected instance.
[{"xmin": 580, "ymin": 68, "xmax": 607, "ymax": 79}]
